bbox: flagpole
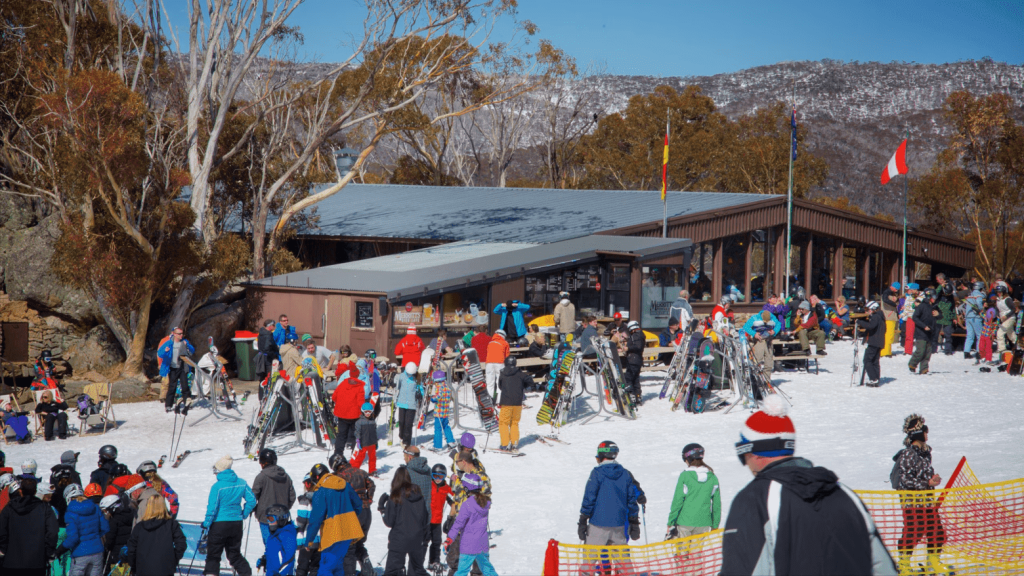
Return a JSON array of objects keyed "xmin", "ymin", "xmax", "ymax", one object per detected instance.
[
  {"xmin": 902, "ymin": 127, "xmax": 909, "ymax": 293},
  {"xmin": 663, "ymin": 108, "xmax": 669, "ymax": 238},
  {"xmin": 785, "ymin": 105, "xmax": 796, "ymax": 297}
]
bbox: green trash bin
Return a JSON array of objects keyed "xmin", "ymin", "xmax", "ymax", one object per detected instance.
[{"xmin": 233, "ymin": 337, "xmax": 257, "ymax": 381}]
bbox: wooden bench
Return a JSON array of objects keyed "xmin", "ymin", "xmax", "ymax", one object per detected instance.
[{"xmin": 772, "ymin": 342, "xmax": 825, "ymax": 374}]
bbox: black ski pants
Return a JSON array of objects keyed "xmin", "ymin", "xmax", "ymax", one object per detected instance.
[
  {"xmin": 43, "ymin": 412, "xmax": 69, "ymax": 440},
  {"xmin": 864, "ymin": 345, "xmax": 881, "ymax": 383},
  {"xmin": 937, "ymin": 324, "xmax": 954, "ymax": 355},
  {"xmin": 428, "ymin": 522, "xmax": 443, "ymax": 565},
  {"xmin": 624, "ymin": 361, "xmax": 642, "ymax": 398},
  {"xmin": 204, "ymin": 520, "xmax": 252, "ymax": 576},
  {"xmin": 165, "ymin": 364, "xmax": 190, "ymax": 409},
  {"xmin": 383, "ymin": 547, "xmax": 428, "ymax": 576},
  {"xmin": 342, "ymin": 506, "xmax": 372, "ymax": 574},
  {"xmin": 335, "ymin": 418, "xmax": 358, "ymax": 455},
  {"xmin": 296, "ymin": 546, "xmax": 321, "ymax": 576},
  {"xmin": 398, "ymin": 408, "xmax": 416, "ymax": 447}
]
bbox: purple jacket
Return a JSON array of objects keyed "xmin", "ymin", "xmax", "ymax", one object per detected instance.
[
  {"xmin": 762, "ymin": 303, "xmax": 788, "ymax": 326},
  {"xmin": 447, "ymin": 496, "xmax": 490, "ymax": 554}
]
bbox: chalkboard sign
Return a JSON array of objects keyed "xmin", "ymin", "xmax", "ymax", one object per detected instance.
[{"xmin": 355, "ymin": 302, "xmax": 374, "ymax": 328}]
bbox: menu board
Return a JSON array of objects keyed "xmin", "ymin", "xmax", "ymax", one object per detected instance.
[{"xmin": 355, "ymin": 302, "xmax": 374, "ymax": 328}]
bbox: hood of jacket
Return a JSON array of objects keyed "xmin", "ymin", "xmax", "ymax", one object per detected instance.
[
  {"xmin": 315, "ymin": 473, "xmax": 347, "ymax": 492},
  {"xmin": 67, "ymin": 498, "xmax": 101, "ymax": 517},
  {"xmin": 403, "ymin": 489, "xmax": 425, "ymax": 506},
  {"xmin": 407, "ymin": 456, "xmax": 431, "ymax": 476},
  {"xmin": 757, "ymin": 457, "xmax": 839, "ymax": 502},
  {"xmin": 261, "ymin": 465, "xmax": 290, "ymax": 484},
  {"xmin": 216, "ymin": 469, "xmax": 240, "ymax": 483},
  {"xmin": 8, "ymin": 494, "xmax": 46, "ymax": 515},
  {"xmin": 501, "ymin": 365, "xmax": 522, "ymax": 377},
  {"xmin": 691, "ymin": 465, "xmax": 711, "ymax": 483},
  {"xmin": 595, "ymin": 460, "xmax": 626, "ymax": 481},
  {"xmin": 138, "ymin": 518, "xmax": 172, "ymax": 532}
]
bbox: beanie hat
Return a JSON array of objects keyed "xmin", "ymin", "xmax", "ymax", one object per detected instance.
[
  {"xmin": 908, "ymin": 283, "xmax": 920, "ymax": 291},
  {"xmin": 891, "ymin": 282, "xmax": 901, "ymax": 289},
  {"xmin": 460, "ymin": 432, "xmax": 476, "ymax": 449},
  {"xmin": 361, "ymin": 402, "xmax": 374, "ymax": 412},
  {"xmin": 462, "ymin": 473, "xmax": 483, "ymax": 491},
  {"xmin": 735, "ymin": 395, "xmax": 795, "ymax": 463},
  {"xmin": 214, "ymin": 455, "xmax": 233, "ymax": 473},
  {"xmin": 61, "ymin": 451, "xmax": 80, "ymax": 465},
  {"xmin": 760, "ymin": 311, "xmax": 772, "ymax": 322},
  {"xmin": 903, "ymin": 413, "xmax": 928, "ymax": 446},
  {"xmin": 407, "ymin": 324, "xmax": 417, "ymax": 335},
  {"xmin": 798, "ymin": 300, "xmax": 811, "ymax": 311},
  {"xmin": 301, "ymin": 334, "xmax": 313, "ymax": 343}
]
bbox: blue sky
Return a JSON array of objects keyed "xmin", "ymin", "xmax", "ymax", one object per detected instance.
[{"xmin": 169, "ymin": 0, "xmax": 1023, "ymax": 77}]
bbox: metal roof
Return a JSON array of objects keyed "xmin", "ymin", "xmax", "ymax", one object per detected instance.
[
  {"xmin": 251, "ymin": 235, "xmax": 692, "ymax": 300},
  {"xmin": 288, "ymin": 183, "xmax": 771, "ymax": 243}
]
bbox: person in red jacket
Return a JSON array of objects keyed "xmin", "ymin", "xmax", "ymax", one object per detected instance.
[
  {"xmin": 428, "ymin": 463, "xmax": 453, "ymax": 571},
  {"xmin": 470, "ymin": 326, "xmax": 491, "ymax": 364},
  {"xmin": 485, "ymin": 330, "xmax": 510, "ymax": 395},
  {"xmin": 393, "ymin": 324, "xmax": 426, "ymax": 369},
  {"xmin": 331, "ymin": 362, "xmax": 365, "ymax": 457}
]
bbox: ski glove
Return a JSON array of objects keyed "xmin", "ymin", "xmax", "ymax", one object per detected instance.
[
  {"xmin": 666, "ymin": 527, "xmax": 679, "ymax": 540},
  {"xmin": 443, "ymin": 516, "xmax": 455, "ymax": 534},
  {"xmin": 377, "ymin": 493, "xmax": 389, "ymax": 513},
  {"xmin": 256, "ymin": 555, "xmax": 266, "ymax": 569},
  {"xmin": 577, "ymin": 514, "xmax": 589, "ymax": 541},
  {"xmin": 629, "ymin": 518, "xmax": 641, "ymax": 541},
  {"xmin": 119, "ymin": 546, "xmax": 128, "ymax": 562},
  {"xmin": 443, "ymin": 537, "xmax": 453, "ymax": 552}
]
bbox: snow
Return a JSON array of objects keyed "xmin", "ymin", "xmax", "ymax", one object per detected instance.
[{"xmin": 11, "ymin": 340, "xmax": 1024, "ymax": 574}]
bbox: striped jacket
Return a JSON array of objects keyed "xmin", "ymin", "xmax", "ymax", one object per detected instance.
[{"xmin": 305, "ymin": 474, "xmax": 363, "ymax": 550}]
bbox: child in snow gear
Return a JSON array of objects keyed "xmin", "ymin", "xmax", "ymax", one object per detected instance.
[
  {"xmin": 667, "ymin": 443, "xmax": 720, "ymax": 539},
  {"xmin": 446, "ymin": 452, "xmax": 490, "ymax": 576},
  {"xmin": 429, "ymin": 464, "xmax": 453, "ymax": 571},
  {"xmin": 379, "ymin": 466, "xmax": 430, "ymax": 576},
  {"xmin": 497, "ymin": 355, "xmax": 530, "ymax": 451},
  {"xmin": 579, "ymin": 441, "xmax": 644, "ymax": 552},
  {"xmin": 351, "ymin": 403, "xmax": 379, "ymax": 474},
  {"xmin": 332, "ymin": 362, "xmax": 366, "ymax": 455},
  {"xmin": 893, "ymin": 414, "xmax": 948, "ymax": 574},
  {"xmin": 861, "ymin": 301, "xmax": 885, "ymax": 386},
  {"xmin": 624, "ymin": 321, "xmax": 646, "ymax": 406},
  {"xmin": 138, "ymin": 460, "xmax": 180, "ymax": 517},
  {"xmin": 253, "ymin": 448, "xmax": 297, "ymax": 544},
  {"xmin": 445, "ymin": 473, "xmax": 497, "ymax": 576},
  {"xmin": 202, "ymin": 455, "xmax": 257, "ymax": 576},
  {"xmin": 431, "ymin": 372, "xmax": 456, "ymax": 450},
  {"xmin": 264, "ymin": 504, "xmax": 298, "ymax": 576},
  {"xmin": 722, "ymin": 395, "xmax": 895, "ymax": 575},
  {"xmin": 57, "ymin": 483, "xmax": 110, "ymax": 576},
  {"xmin": 979, "ymin": 307, "xmax": 998, "ymax": 363},
  {"xmin": 305, "ymin": 463, "xmax": 365, "ymax": 576}
]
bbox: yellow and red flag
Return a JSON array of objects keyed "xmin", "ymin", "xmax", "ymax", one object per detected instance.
[{"xmin": 661, "ymin": 117, "xmax": 669, "ymax": 201}]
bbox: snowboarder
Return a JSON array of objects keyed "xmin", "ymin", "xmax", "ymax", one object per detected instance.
[
  {"xmin": 909, "ymin": 289, "xmax": 938, "ymax": 374},
  {"xmin": 892, "ymin": 414, "xmax": 948, "ymax": 574},
  {"xmin": 624, "ymin": 321, "xmax": 646, "ymax": 406},
  {"xmin": 395, "ymin": 363, "xmax": 423, "ymax": 447},
  {"xmin": 860, "ymin": 301, "xmax": 885, "ymax": 386},
  {"xmin": 666, "ymin": 443, "xmax": 721, "ymax": 539},
  {"xmin": 444, "ymin": 473, "xmax": 498, "ymax": 576},
  {"xmin": 202, "ymin": 455, "xmax": 257, "ymax": 576},
  {"xmin": 304, "ymin": 463, "xmax": 364, "ymax": 576},
  {"xmin": 578, "ymin": 441, "xmax": 643, "ymax": 547},
  {"xmin": 378, "ymin": 466, "xmax": 430, "ymax": 576},
  {"xmin": 497, "ymin": 356, "xmax": 531, "ymax": 451},
  {"xmin": 429, "ymin": 464, "xmax": 453, "ymax": 572},
  {"xmin": 262, "ymin": 504, "xmax": 298, "ymax": 576},
  {"xmin": 330, "ymin": 454, "xmax": 375, "ymax": 576},
  {"xmin": 553, "ymin": 291, "xmax": 576, "ymax": 343},
  {"xmin": 351, "ymin": 403, "xmax": 380, "ymax": 475},
  {"xmin": 158, "ymin": 327, "xmax": 195, "ymax": 412},
  {"xmin": 722, "ymin": 396, "xmax": 895, "ymax": 575},
  {"xmin": 253, "ymin": 449, "xmax": 297, "ymax": 544}
]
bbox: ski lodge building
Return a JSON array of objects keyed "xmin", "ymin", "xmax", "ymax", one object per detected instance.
[{"xmin": 247, "ymin": 184, "xmax": 975, "ymax": 354}]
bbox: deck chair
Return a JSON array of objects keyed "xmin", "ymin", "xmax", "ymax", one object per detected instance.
[
  {"xmin": 32, "ymin": 388, "xmax": 66, "ymax": 438},
  {"xmin": 0, "ymin": 394, "xmax": 22, "ymax": 444},
  {"xmin": 78, "ymin": 382, "xmax": 118, "ymax": 436}
]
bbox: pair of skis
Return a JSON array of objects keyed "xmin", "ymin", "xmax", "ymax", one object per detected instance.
[
  {"xmin": 660, "ymin": 328, "xmax": 695, "ymax": 399},
  {"xmin": 597, "ymin": 340, "xmax": 634, "ymax": 418},
  {"xmin": 299, "ymin": 359, "xmax": 335, "ymax": 448}
]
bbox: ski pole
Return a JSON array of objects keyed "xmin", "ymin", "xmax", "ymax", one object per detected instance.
[
  {"xmin": 186, "ymin": 527, "xmax": 205, "ymax": 575},
  {"xmin": 642, "ymin": 504, "xmax": 649, "ymax": 546},
  {"xmin": 243, "ymin": 514, "xmax": 252, "ymax": 557}
]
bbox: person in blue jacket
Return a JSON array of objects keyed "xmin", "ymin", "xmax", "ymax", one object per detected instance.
[
  {"xmin": 262, "ymin": 505, "xmax": 297, "ymax": 576},
  {"xmin": 493, "ymin": 300, "xmax": 530, "ymax": 340},
  {"xmin": 158, "ymin": 327, "xmax": 195, "ymax": 411},
  {"xmin": 274, "ymin": 315, "xmax": 299, "ymax": 348},
  {"xmin": 741, "ymin": 310, "xmax": 781, "ymax": 375},
  {"xmin": 56, "ymin": 483, "xmax": 110, "ymax": 576},
  {"xmin": 578, "ymin": 441, "xmax": 644, "ymax": 548},
  {"xmin": 203, "ymin": 455, "xmax": 257, "ymax": 576},
  {"xmin": 961, "ymin": 281, "xmax": 986, "ymax": 359},
  {"xmin": 304, "ymin": 464, "xmax": 364, "ymax": 576}
]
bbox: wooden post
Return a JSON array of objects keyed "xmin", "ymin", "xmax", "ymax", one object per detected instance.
[
  {"xmin": 804, "ymin": 234, "xmax": 813, "ymax": 293},
  {"xmin": 833, "ymin": 241, "xmax": 845, "ymax": 300},
  {"xmin": 860, "ymin": 248, "xmax": 870, "ymax": 300},
  {"xmin": 744, "ymin": 233, "xmax": 753, "ymax": 303},
  {"xmin": 774, "ymin": 226, "xmax": 786, "ymax": 296},
  {"xmin": 713, "ymin": 239, "xmax": 723, "ymax": 303}
]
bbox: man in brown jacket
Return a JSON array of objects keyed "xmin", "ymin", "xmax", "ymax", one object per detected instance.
[{"xmin": 553, "ymin": 291, "xmax": 576, "ymax": 343}]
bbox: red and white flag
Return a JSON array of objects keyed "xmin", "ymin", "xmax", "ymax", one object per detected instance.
[{"xmin": 880, "ymin": 139, "xmax": 908, "ymax": 185}]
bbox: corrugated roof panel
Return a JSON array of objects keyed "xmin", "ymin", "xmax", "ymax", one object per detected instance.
[{"xmin": 331, "ymin": 240, "xmax": 537, "ymax": 272}]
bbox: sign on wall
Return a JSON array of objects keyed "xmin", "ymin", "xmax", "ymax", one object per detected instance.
[{"xmin": 355, "ymin": 302, "xmax": 374, "ymax": 328}]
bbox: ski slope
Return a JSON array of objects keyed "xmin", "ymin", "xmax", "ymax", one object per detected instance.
[{"xmin": 11, "ymin": 339, "xmax": 1024, "ymax": 574}]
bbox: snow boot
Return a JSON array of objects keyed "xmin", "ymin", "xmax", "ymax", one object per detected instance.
[
  {"xmin": 908, "ymin": 363, "xmax": 917, "ymax": 373},
  {"xmin": 919, "ymin": 368, "xmax": 929, "ymax": 375}
]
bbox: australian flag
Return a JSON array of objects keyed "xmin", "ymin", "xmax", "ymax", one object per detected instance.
[{"xmin": 790, "ymin": 109, "xmax": 798, "ymax": 161}]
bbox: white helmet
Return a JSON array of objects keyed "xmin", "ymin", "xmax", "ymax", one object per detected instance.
[
  {"xmin": 99, "ymin": 495, "xmax": 121, "ymax": 511},
  {"xmin": 63, "ymin": 483, "xmax": 84, "ymax": 501},
  {"xmin": 405, "ymin": 362, "xmax": 417, "ymax": 375},
  {"xmin": 21, "ymin": 459, "xmax": 37, "ymax": 476},
  {"xmin": 627, "ymin": 321, "xmax": 640, "ymax": 332}
]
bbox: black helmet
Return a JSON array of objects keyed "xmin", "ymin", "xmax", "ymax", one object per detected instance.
[
  {"xmin": 265, "ymin": 504, "xmax": 291, "ymax": 527},
  {"xmin": 996, "ymin": 283, "xmax": 1008, "ymax": 294},
  {"xmin": 258, "ymin": 448, "xmax": 278, "ymax": 466},
  {"xmin": 682, "ymin": 443, "xmax": 705, "ymax": 462},
  {"xmin": 942, "ymin": 283, "xmax": 954, "ymax": 296},
  {"xmin": 924, "ymin": 288, "xmax": 936, "ymax": 299},
  {"xmin": 41, "ymin": 350, "xmax": 53, "ymax": 360},
  {"xmin": 328, "ymin": 453, "xmax": 350, "ymax": 472},
  {"xmin": 110, "ymin": 463, "xmax": 130, "ymax": 478},
  {"xmin": 365, "ymin": 349, "xmax": 376, "ymax": 359},
  {"xmin": 136, "ymin": 461, "xmax": 157, "ymax": 476},
  {"xmin": 596, "ymin": 440, "xmax": 619, "ymax": 460},
  {"xmin": 431, "ymin": 463, "xmax": 447, "ymax": 479},
  {"xmin": 50, "ymin": 467, "xmax": 75, "ymax": 485},
  {"xmin": 99, "ymin": 445, "xmax": 117, "ymax": 462},
  {"xmin": 309, "ymin": 463, "xmax": 330, "ymax": 484},
  {"xmin": 503, "ymin": 356, "xmax": 516, "ymax": 368}
]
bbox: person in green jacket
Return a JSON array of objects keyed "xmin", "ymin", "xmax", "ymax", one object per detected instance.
[{"xmin": 666, "ymin": 443, "xmax": 721, "ymax": 539}]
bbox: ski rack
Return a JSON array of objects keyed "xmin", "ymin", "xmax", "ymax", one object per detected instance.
[
  {"xmin": 447, "ymin": 359, "xmax": 491, "ymax": 440},
  {"xmin": 182, "ymin": 358, "xmax": 243, "ymax": 426},
  {"xmin": 272, "ymin": 377, "xmax": 326, "ymax": 456},
  {"xmin": 579, "ymin": 342, "xmax": 634, "ymax": 425}
]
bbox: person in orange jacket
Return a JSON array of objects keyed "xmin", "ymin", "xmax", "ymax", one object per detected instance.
[
  {"xmin": 332, "ymin": 362, "xmax": 366, "ymax": 457},
  {"xmin": 485, "ymin": 330, "xmax": 510, "ymax": 396},
  {"xmin": 393, "ymin": 324, "xmax": 425, "ymax": 369}
]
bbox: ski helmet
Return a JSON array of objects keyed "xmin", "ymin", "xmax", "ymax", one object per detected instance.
[
  {"xmin": 258, "ymin": 448, "xmax": 278, "ymax": 466},
  {"xmin": 136, "ymin": 461, "xmax": 158, "ymax": 476},
  {"xmin": 461, "ymin": 473, "xmax": 483, "ymax": 491},
  {"xmin": 596, "ymin": 440, "xmax": 619, "ymax": 460},
  {"xmin": 431, "ymin": 463, "xmax": 447, "ymax": 480},
  {"xmin": 613, "ymin": 312, "xmax": 622, "ymax": 320},
  {"xmin": 924, "ymin": 288, "xmax": 936, "ymax": 299},
  {"xmin": 21, "ymin": 459, "xmax": 37, "ymax": 476},
  {"xmin": 0, "ymin": 473, "xmax": 16, "ymax": 493},
  {"xmin": 64, "ymin": 483, "xmax": 85, "ymax": 501},
  {"xmin": 460, "ymin": 432, "xmax": 476, "ymax": 449},
  {"xmin": 865, "ymin": 300, "xmax": 879, "ymax": 311},
  {"xmin": 973, "ymin": 281, "xmax": 985, "ymax": 291},
  {"xmin": 328, "ymin": 453, "xmax": 350, "ymax": 472},
  {"xmin": 99, "ymin": 495, "xmax": 121, "ymax": 511},
  {"xmin": 682, "ymin": 443, "xmax": 705, "ymax": 462},
  {"xmin": 309, "ymin": 463, "xmax": 330, "ymax": 484},
  {"xmin": 996, "ymin": 283, "xmax": 1008, "ymax": 294},
  {"xmin": 720, "ymin": 296, "xmax": 732, "ymax": 306},
  {"xmin": 302, "ymin": 471, "xmax": 315, "ymax": 491},
  {"xmin": 405, "ymin": 362, "xmax": 417, "ymax": 374},
  {"xmin": 41, "ymin": 350, "xmax": 53, "ymax": 361},
  {"xmin": 84, "ymin": 483, "xmax": 102, "ymax": 498},
  {"xmin": 503, "ymin": 356, "xmax": 517, "ymax": 368},
  {"xmin": 99, "ymin": 445, "xmax": 118, "ymax": 462},
  {"xmin": 50, "ymin": 467, "xmax": 75, "ymax": 485},
  {"xmin": 627, "ymin": 321, "xmax": 640, "ymax": 332},
  {"xmin": 265, "ymin": 504, "xmax": 291, "ymax": 528},
  {"xmin": 111, "ymin": 463, "xmax": 130, "ymax": 478},
  {"xmin": 365, "ymin": 348, "xmax": 376, "ymax": 359},
  {"xmin": 361, "ymin": 402, "xmax": 374, "ymax": 413}
]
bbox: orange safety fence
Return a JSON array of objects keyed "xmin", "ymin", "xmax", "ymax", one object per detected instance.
[{"xmin": 542, "ymin": 458, "xmax": 1024, "ymax": 576}]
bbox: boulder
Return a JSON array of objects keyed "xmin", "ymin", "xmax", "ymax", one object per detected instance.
[
  {"xmin": 63, "ymin": 325, "xmax": 125, "ymax": 374},
  {"xmin": 109, "ymin": 376, "xmax": 151, "ymax": 400},
  {"xmin": 187, "ymin": 300, "xmax": 245, "ymax": 362}
]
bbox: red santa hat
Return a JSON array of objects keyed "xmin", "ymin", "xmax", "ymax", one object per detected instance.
[
  {"xmin": 735, "ymin": 395, "xmax": 795, "ymax": 463},
  {"xmin": 406, "ymin": 324, "xmax": 416, "ymax": 335}
]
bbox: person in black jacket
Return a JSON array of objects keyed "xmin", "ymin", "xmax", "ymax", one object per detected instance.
[
  {"xmin": 126, "ymin": 495, "xmax": 187, "ymax": 576},
  {"xmin": 378, "ymin": 466, "xmax": 429, "ymax": 576},
  {"xmin": 33, "ymin": 389, "xmax": 69, "ymax": 440},
  {"xmin": 497, "ymin": 356, "xmax": 531, "ymax": 452},
  {"xmin": 256, "ymin": 319, "xmax": 280, "ymax": 396},
  {"xmin": 860, "ymin": 301, "xmax": 886, "ymax": 387},
  {"xmin": 50, "ymin": 453, "xmax": 83, "ymax": 527},
  {"xmin": 90, "ymin": 445, "xmax": 120, "ymax": 493},
  {"xmin": 623, "ymin": 321, "xmax": 646, "ymax": 407},
  {"xmin": 0, "ymin": 478, "xmax": 59, "ymax": 574},
  {"xmin": 101, "ymin": 494, "xmax": 134, "ymax": 576},
  {"xmin": 909, "ymin": 289, "xmax": 939, "ymax": 374},
  {"xmin": 723, "ymin": 397, "xmax": 896, "ymax": 576}
]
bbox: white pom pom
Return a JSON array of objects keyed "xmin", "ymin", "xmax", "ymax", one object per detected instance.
[{"xmin": 761, "ymin": 394, "xmax": 788, "ymax": 417}]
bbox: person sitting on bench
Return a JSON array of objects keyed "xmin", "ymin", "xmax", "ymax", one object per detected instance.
[{"xmin": 785, "ymin": 301, "xmax": 827, "ymax": 356}]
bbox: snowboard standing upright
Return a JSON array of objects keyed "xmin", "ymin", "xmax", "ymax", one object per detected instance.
[
  {"xmin": 460, "ymin": 348, "xmax": 499, "ymax": 433},
  {"xmin": 536, "ymin": 344, "xmax": 573, "ymax": 425}
]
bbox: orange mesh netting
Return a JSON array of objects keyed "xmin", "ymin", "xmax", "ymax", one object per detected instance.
[{"xmin": 542, "ymin": 459, "xmax": 1024, "ymax": 576}]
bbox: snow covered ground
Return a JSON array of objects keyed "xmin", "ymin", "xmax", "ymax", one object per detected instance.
[{"xmin": 11, "ymin": 339, "xmax": 1024, "ymax": 574}]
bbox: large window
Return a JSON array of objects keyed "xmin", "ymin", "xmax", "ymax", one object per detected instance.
[
  {"xmin": 689, "ymin": 243, "xmax": 714, "ymax": 302},
  {"xmin": 526, "ymin": 264, "xmax": 606, "ymax": 319},
  {"xmin": 393, "ymin": 286, "xmax": 489, "ymax": 338},
  {"xmin": 642, "ymin": 266, "xmax": 684, "ymax": 329},
  {"xmin": 750, "ymin": 230, "xmax": 772, "ymax": 302},
  {"xmin": 721, "ymin": 235, "xmax": 747, "ymax": 302}
]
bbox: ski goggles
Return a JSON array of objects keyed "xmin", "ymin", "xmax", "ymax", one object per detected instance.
[
  {"xmin": 431, "ymin": 472, "xmax": 446, "ymax": 481},
  {"xmin": 403, "ymin": 449, "xmax": 418, "ymax": 457},
  {"xmin": 365, "ymin": 349, "xmax": 376, "ymax": 359}
]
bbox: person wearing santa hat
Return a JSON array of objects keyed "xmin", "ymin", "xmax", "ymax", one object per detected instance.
[
  {"xmin": 721, "ymin": 396, "xmax": 896, "ymax": 575},
  {"xmin": 393, "ymin": 324, "xmax": 425, "ymax": 370}
]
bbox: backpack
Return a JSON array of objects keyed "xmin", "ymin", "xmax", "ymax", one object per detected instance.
[
  {"xmin": 77, "ymin": 394, "xmax": 99, "ymax": 416},
  {"xmin": 889, "ymin": 449, "xmax": 906, "ymax": 490}
]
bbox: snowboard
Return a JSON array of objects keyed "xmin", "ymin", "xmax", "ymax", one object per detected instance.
[
  {"xmin": 536, "ymin": 345, "xmax": 573, "ymax": 425},
  {"xmin": 460, "ymin": 348, "xmax": 499, "ymax": 433},
  {"xmin": 1009, "ymin": 347, "xmax": 1024, "ymax": 376},
  {"xmin": 599, "ymin": 339, "xmax": 634, "ymax": 418},
  {"xmin": 659, "ymin": 328, "xmax": 693, "ymax": 398}
]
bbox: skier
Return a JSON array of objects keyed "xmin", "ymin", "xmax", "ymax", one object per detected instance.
[
  {"xmin": 89, "ymin": 445, "xmax": 120, "ymax": 493},
  {"xmin": 395, "ymin": 363, "xmax": 423, "ymax": 447},
  {"xmin": 979, "ymin": 306, "xmax": 998, "ymax": 364},
  {"xmin": 934, "ymin": 284, "xmax": 956, "ymax": 355},
  {"xmin": 394, "ymin": 324, "xmax": 426, "ymax": 371},
  {"xmin": 431, "ymin": 375, "xmax": 456, "ymax": 451},
  {"xmin": 125, "ymin": 495, "xmax": 187, "ymax": 576},
  {"xmin": 445, "ymin": 452, "xmax": 491, "ymax": 576},
  {"xmin": 51, "ymin": 463, "xmax": 82, "ymax": 527},
  {"xmin": 909, "ymin": 289, "xmax": 938, "ymax": 374},
  {"xmin": 332, "ymin": 361, "xmax": 366, "ymax": 455},
  {"xmin": 485, "ymin": 329, "xmax": 510, "ymax": 395},
  {"xmin": 892, "ymin": 414, "xmax": 948, "ymax": 574},
  {"xmin": 961, "ymin": 281, "xmax": 986, "ymax": 359},
  {"xmin": 722, "ymin": 396, "xmax": 895, "ymax": 575},
  {"xmin": 402, "ymin": 446, "xmax": 433, "ymax": 515},
  {"xmin": 994, "ymin": 283, "xmax": 1016, "ymax": 354},
  {"xmin": 202, "ymin": 455, "xmax": 257, "ymax": 576},
  {"xmin": 253, "ymin": 449, "xmax": 297, "ymax": 544},
  {"xmin": 305, "ymin": 463, "xmax": 365, "ymax": 576},
  {"xmin": 497, "ymin": 355, "xmax": 531, "ymax": 451},
  {"xmin": 330, "ymin": 454, "xmax": 375, "ymax": 576},
  {"xmin": 428, "ymin": 464, "xmax": 453, "ymax": 572},
  {"xmin": 578, "ymin": 441, "xmax": 643, "ymax": 547},
  {"xmin": 444, "ymin": 473, "xmax": 497, "ymax": 576},
  {"xmin": 57, "ymin": 483, "xmax": 110, "ymax": 576},
  {"xmin": 378, "ymin": 466, "xmax": 430, "ymax": 576},
  {"xmin": 137, "ymin": 460, "xmax": 180, "ymax": 517},
  {"xmin": 861, "ymin": 301, "xmax": 885, "ymax": 387},
  {"xmin": 880, "ymin": 282, "xmax": 901, "ymax": 356},
  {"xmin": 0, "ymin": 477, "xmax": 59, "ymax": 574},
  {"xmin": 351, "ymin": 403, "xmax": 380, "ymax": 475},
  {"xmin": 624, "ymin": 321, "xmax": 646, "ymax": 406},
  {"xmin": 493, "ymin": 300, "xmax": 531, "ymax": 341},
  {"xmin": 553, "ymin": 291, "xmax": 576, "ymax": 343},
  {"xmin": 666, "ymin": 443, "xmax": 721, "ymax": 539},
  {"xmin": 158, "ymin": 327, "xmax": 195, "ymax": 412},
  {"xmin": 262, "ymin": 505, "xmax": 298, "ymax": 576}
]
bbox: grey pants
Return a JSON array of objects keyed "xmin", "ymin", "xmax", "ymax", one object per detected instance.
[
  {"xmin": 798, "ymin": 329, "xmax": 826, "ymax": 352},
  {"xmin": 909, "ymin": 338, "xmax": 934, "ymax": 372},
  {"xmin": 672, "ymin": 525, "xmax": 712, "ymax": 538},
  {"xmin": 70, "ymin": 552, "xmax": 104, "ymax": 576},
  {"xmin": 583, "ymin": 525, "xmax": 632, "ymax": 574}
]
